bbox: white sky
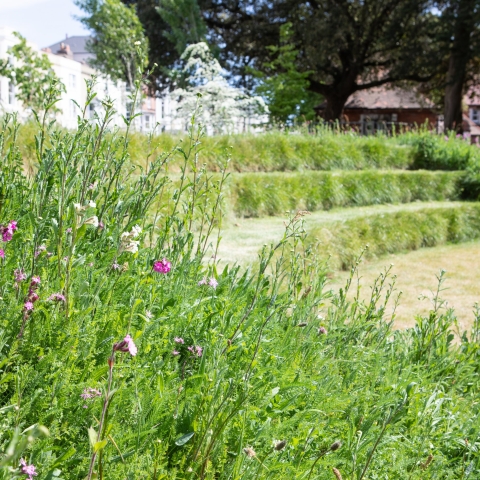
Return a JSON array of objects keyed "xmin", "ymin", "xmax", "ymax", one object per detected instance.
[{"xmin": 0, "ymin": 0, "xmax": 90, "ymax": 48}]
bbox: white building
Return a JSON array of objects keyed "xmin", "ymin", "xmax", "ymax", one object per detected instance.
[{"xmin": 0, "ymin": 28, "xmax": 265, "ymax": 134}]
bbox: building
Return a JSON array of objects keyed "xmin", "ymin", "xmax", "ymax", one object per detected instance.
[
  {"xmin": 315, "ymin": 85, "xmax": 440, "ymax": 134},
  {"xmin": 0, "ymin": 28, "xmax": 183, "ymax": 132}
]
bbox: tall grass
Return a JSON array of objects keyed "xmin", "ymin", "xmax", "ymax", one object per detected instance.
[
  {"xmin": 308, "ymin": 203, "xmax": 480, "ymax": 269},
  {"xmin": 229, "ymin": 170, "xmax": 463, "ymax": 217},
  {"xmin": 0, "ymin": 83, "xmax": 479, "ymax": 479}
]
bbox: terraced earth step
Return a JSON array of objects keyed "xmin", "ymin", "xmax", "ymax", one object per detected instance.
[{"xmin": 215, "ymin": 201, "xmax": 479, "ymax": 267}]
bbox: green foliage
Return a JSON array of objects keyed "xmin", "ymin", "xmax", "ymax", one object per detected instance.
[
  {"xmin": 0, "ymin": 32, "xmax": 63, "ymax": 112},
  {"xmin": 0, "ymin": 79, "xmax": 480, "ymax": 479},
  {"xmin": 250, "ymin": 23, "xmax": 322, "ymax": 123},
  {"xmin": 308, "ymin": 202, "xmax": 480, "ymax": 269},
  {"xmin": 156, "ymin": 0, "xmax": 207, "ymax": 55},
  {"xmin": 230, "ymin": 170, "xmax": 464, "ymax": 217},
  {"xmin": 76, "ymin": 0, "xmax": 149, "ymax": 88}
]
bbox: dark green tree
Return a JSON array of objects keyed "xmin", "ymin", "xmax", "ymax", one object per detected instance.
[
  {"xmin": 76, "ymin": 0, "xmax": 149, "ymax": 89},
  {"xmin": 250, "ymin": 23, "xmax": 322, "ymax": 124}
]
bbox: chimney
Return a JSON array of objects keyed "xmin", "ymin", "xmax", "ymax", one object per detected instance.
[{"xmin": 56, "ymin": 42, "xmax": 73, "ymax": 59}]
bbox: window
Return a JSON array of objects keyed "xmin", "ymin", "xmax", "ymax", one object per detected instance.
[
  {"xmin": 471, "ymin": 108, "xmax": 479, "ymax": 124},
  {"xmin": 70, "ymin": 100, "xmax": 77, "ymax": 118},
  {"xmin": 8, "ymin": 81, "xmax": 15, "ymax": 105},
  {"xmin": 161, "ymin": 100, "xmax": 165, "ymax": 119},
  {"xmin": 144, "ymin": 114, "xmax": 151, "ymax": 130},
  {"xmin": 391, "ymin": 113, "xmax": 398, "ymax": 122},
  {"xmin": 69, "ymin": 74, "xmax": 76, "ymax": 89}
]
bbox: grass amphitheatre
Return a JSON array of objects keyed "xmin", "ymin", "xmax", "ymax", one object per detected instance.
[{"xmin": 1, "ymin": 95, "xmax": 480, "ymax": 479}]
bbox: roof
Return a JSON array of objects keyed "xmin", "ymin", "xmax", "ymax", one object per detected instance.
[
  {"xmin": 46, "ymin": 36, "xmax": 95, "ymax": 64},
  {"xmin": 316, "ymin": 85, "xmax": 435, "ymax": 111}
]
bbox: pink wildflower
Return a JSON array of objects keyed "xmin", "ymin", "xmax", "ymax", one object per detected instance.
[
  {"xmin": 113, "ymin": 335, "xmax": 137, "ymax": 356},
  {"xmin": 318, "ymin": 326, "xmax": 327, "ymax": 335},
  {"xmin": 112, "ymin": 263, "xmax": 121, "ymax": 270},
  {"xmin": 24, "ymin": 301, "xmax": 34, "ymax": 311},
  {"xmin": 28, "ymin": 291, "xmax": 39, "ymax": 303},
  {"xmin": 34, "ymin": 245, "xmax": 46, "ymax": 257},
  {"xmin": 198, "ymin": 277, "xmax": 207, "ymax": 286},
  {"xmin": 8, "ymin": 220, "xmax": 17, "ymax": 232},
  {"xmin": 31, "ymin": 276, "xmax": 41, "ymax": 286},
  {"xmin": 2, "ymin": 228, "xmax": 12, "ymax": 242},
  {"xmin": 188, "ymin": 346, "xmax": 194, "ymax": 354},
  {"xmin": 80, "ymin": 387, "xmax": 102, "ymax": 407},
  {"xmin": 195, "ymin": 346, "xmax": 203, "ymax": 357},
  {"xmin": 174, "ymin": 337, "xmax": 184, "ymax": 344},
  {"xmin": 208, "ymin": 277, "xmax": 218, "ymax": 289},
  {"xmin": 48, "ymin": 293, "xmax": 66, "ymax": 302},
  {"xmin": 153, "ymin": 258, "xmax": 171, "ymax": 274},
  {"xmin": 172, "ymin": 350, "xmax": 180, "ymax": 356},
  {"xmin": 20, "ymin": 458, "xmax": 37, "ymax": 479},
  {"xmin": 98, "ymin": 221, "xmax": 104, "ymax": 230},
  {"xmin": 66, "ymin": 228, "xmax": 72, "ymax": 233},
  {"xmin": 14, "ymin": 269, "xmax": 27, "ymax": 283},
  {"xmin": 0, "ymin": 249, "xmax": 4, "ymax": 259}
]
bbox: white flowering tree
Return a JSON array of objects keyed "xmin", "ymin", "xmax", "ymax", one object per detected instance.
[{"xmin": 173, "ymin": 42, "xmax": 267, "ymax": 134}]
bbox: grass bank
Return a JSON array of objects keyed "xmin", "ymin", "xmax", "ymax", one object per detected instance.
[
  {"xmin": 308, "ymin": 202, "xmax": 480, "ymax": 269},
  {"xmin": 229, "ymin": 170, "xmax": 464, "ymax": 217}
]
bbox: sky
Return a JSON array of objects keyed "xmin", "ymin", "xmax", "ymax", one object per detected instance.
[{"xmin": 0, "ymin": 0, "xmax": 90, "ymax": 48}]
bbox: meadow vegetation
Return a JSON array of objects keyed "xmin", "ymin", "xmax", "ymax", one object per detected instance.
[{"xmin": 1, "ymin": 88, "xmax": 480, "ymax": 479}]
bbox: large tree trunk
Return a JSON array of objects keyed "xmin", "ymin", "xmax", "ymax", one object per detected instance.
[
  {"xmin": 444, "ymin": 0, "xmax": 476, "ymax": 132},
  {"xmin": 322, "ymin": 93, "xmax": 352, "ymax": 121}
]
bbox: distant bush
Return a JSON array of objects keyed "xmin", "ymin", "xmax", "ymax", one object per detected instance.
[
  {"xmin": 308, "ymin": 203, "xmax": 480, "ymax": 270},
  {"xmin": 229, "ymin": 170, "xmax": 464, "ymax": 217}
]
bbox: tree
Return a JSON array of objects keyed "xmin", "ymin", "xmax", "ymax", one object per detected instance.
[
  {"xmin": 197, "ymin": 0, "xmax": 443, "ymax": 121},
  {"xmin": 441, "ymin": 0, "xmax": 480, "ymax": 131},
  {"xmin": 173, "ymin": 42, "xmax": 266, "ymax": 134},
  {"xmin": 250, "ymin": 23, "xmax": 322, "ymax": 124},
  {"xmin": 0, "ymin": 32, "xmax": 63, "ymax": 112},
  {"xmin": 76, "ymin": 0, "xmax": 149, "ymax": 89}
]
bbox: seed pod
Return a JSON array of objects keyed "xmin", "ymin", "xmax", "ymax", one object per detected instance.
[
  {"xmin": 332, "ymin": 467, "xmax": 343, "ymax": 480},
  {"xmin": 274, "ymin": 440, "xmax": 287, "ymax": 451},
  {"xmin": 421, "ymin": 454, "xmax": 433, "ymax": 470},
  {"xmin": 243, "ymin": 447, "xmax": 256, "ymax": 458},
  {"xmin": 330, "ymin": 440, "xmax": 342, "ymax": 452}
]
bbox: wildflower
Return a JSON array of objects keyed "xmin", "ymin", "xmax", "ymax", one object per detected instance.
[
  {"xmin": 172, "ymin": 350, "xmax": 180, "ymax": 356},
  {"xmin": 195, "ymin": 346, "xmax": 203, "ymax": 357},
  {"xmin": 20, "ymin": 459, "xmax": 37, "ymax": 479},
  {"xmin": 153, "ymin": 258, "xmax": 171, "ymax": 274},
  {"xmin": 8, "ymin": 220, "xmax": 18, "ymax": 232},
  {"xmin": 24, "ymin": 301, "xmax": 34, "ymax": 311},
  {"xmin": 84, "ymin": 216, "xmax": 99, "ymax": 227},
  {"xmin": 88, "ymin": 262, "xmax": 94, "ymax": 267},
  {"xmin": 145, "ymin": 310, "xmax": 153, "ymax": 319},
  {"xmin": 98, "ymin": 221, "xmax": 104, "ymax": 230},
  {"xmin": 174, "ymin": 337, "xmax": 184, "ymax": 344},
  {"xmin": 87, "ymin": 200, "xmax": 96, "ymax": 208},
  {"xmin": 31, "ymin": 276, "xmax": 41, "ymax": 286},
  {"xmin": 28, "ymin": 291, "xmax": 39, "ymax": 303},
  {"xmin": 48, "ymin": 293, "xmax": 66, "ymax": 302},
  {"xmin": 121, "ymin": 240, "xmax": 139, "ymax": 254},
  {"xmin": 208, "ymin": 277, "xmax": 218, "ymax": 289},
  {"xmin": 131, "ymin": 225, "xmax": 142, "ymax": 238},
  {"xmin": 66, "ymin": 228, "xmax": 72, "ymax": 233},
  {"xmin": 34, "ymin": 245, "xmax": 46, "ymax": 257},
  {"xmin": 1, "ymin": 228, "xmax": 12, "ymax": 242},
  {"xmin": 80, "ymin": 387, "xmax": 102, "ymax": 408},
  {"xmin": 243, "ymin": 447, "xmax": 256, "ymax": 458},
  {"xmin": 198, "ymin": 277, "xmax": 207, "ymax": 286},
  {"xmin": 88, "ymin": 183, "xmax": 95, "ymax": 190},
  {"xmin": 112, "ymin": 263, "xmax": 121, "ymax": 270},
  {"xmin": 318, "ymin": 326, "xmax": 327, "ymax": 335},
  {"xmin": 0, "ymin": 249, "xmax": 4, "ymax": 259},
  {"xmin": 134, "ymin": 40, "xmax": 141, "ymax": 46},
  {"xmin": 113, "ymin": 334, "xmax": 137, "ymax": 356},
  {"xmin": 14, "ymin": 269, "xmax": 27, "ymax": 283}
]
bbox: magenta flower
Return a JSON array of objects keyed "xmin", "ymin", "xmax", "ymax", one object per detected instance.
[
  {"xmin": 14, "ymin": 269, "xmax": 27, "ymax": 283},
  {"xmin": 80, "ymin": 387, "xmax": 102, "ymax": 407},
  {"xmin": 153, "ymin": 258, "xmax": 171, "ymax": 274},
  {"xmin": 24, "ymin": 301, "xmax": 34, "ymax": 311},
  {"xmin": 208, "ymin": 277, "xmax": 218, "ymax": 289},
  {"xmin": 9, "ymin": 220, "xmax": 17, "ymax": 232},
  {"xmin": 113, "ymin": 334, "xmax": 137, "ymax": 356},
  {"xmin": 2, "ymin": 229, "xmax": 12, "ymax": 242},
  {"xmin": 188, "ymin": 345, "xmax": 203, "ymax": 357},
  {"xmin": 318, "ymin": 326, "xmax": 327, "ymax": 335},
  {"xmin": 66, "ymin": 227, "xmax": 72, "ymax": 233},
  {"xmin": 174, "ymin": 337, "xmax": 184, "ymax": 344},
  {"xmin": 112, "ymin": 263, "xmax": 121, "ymax": 270},
  {"xmin": 48, "ymin": 293, "xmax": 66, "ymax": 302},
  {"xmin": 28, "ymin": 291, "xmax": 39, "ymax": 303},
  {"xmin": 20, "ymin": 458, "xmax": 37, "ymax": 479},
  {"xmin": 0, "ymin": 249, "xmax": 4, "ymax": 259},
  {"xmin": 34, "ymin": 245, "xmax": 46, "ymax": 257},
  {"xmin": 31, "ymin": 276, "xmax": 41, "ymax": 286},
  {"xmin": 172, "ymin": 350, "xmax": 180, "ymax": 356}
]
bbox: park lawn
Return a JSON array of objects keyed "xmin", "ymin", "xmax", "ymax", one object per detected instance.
[{"xmin": 328, "ymin": 241, "xmax": 480, "ymax": 330}]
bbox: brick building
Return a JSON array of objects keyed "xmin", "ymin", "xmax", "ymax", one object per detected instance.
[{"xmin": 315, "ymin": 85, "xmax": 439, "ymax": 134}]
